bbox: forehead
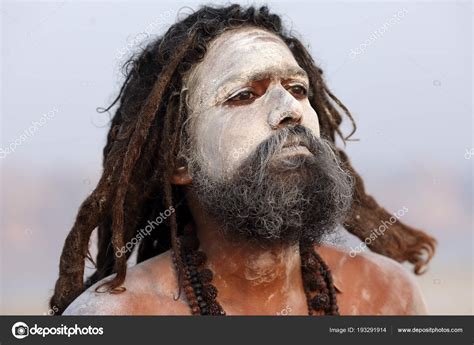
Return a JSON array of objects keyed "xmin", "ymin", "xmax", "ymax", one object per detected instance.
[{"xmin": 185, "ymin": 27, "xmax": 304, "ymax": 98}]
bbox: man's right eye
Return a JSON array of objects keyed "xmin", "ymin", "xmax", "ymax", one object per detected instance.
[{"xmin": 226, "ymin": 90, "xmax": 256, "ymax": 104}]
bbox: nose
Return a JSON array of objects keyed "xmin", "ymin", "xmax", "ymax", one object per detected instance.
[{"xmin": 266, "ymin": 85, "xmax": 303, "ymax": 129}]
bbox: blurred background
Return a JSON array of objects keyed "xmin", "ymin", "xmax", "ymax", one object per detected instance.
[{"xmin": 1, "ymin": 0, "xmax": 472, "ymax": 315}]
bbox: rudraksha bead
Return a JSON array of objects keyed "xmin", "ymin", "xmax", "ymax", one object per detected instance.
[
  {"xmin": 198, "ymin": 269, "xmax": 213, "ymax": 284},
  {"xmin": 311, "ymin": 293, "xmax": 329, "ymax": 310},
  {"xmin": 191, "ymin": 251, "xmax": 207, "ymax": 266},
  {"xmin": 203, "ymin": 284, "xmax": 218, "ymax": 300}
]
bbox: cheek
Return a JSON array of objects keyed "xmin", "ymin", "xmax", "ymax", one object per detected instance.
[
  {"xmin": 195, "ymin": 105, "xmax": 270, "ymax": 177},
  {"xmin": 193, "ymin": 100, "xmax": 319, "ymax": 177},
  {"xmin": 300, "ymin": 101, "xmax": 320, "ymax": 138}
]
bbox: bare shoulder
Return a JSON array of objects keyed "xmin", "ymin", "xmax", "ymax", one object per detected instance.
[
  {"xmin": 63, "ymin": 250, "xmax": 189, "ymax": 315},
  {"xmin": 317, "ymin": 244, "xmax": 428, "ymax": 315}
]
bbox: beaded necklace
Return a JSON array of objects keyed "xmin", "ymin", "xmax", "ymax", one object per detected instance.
[{"xmin": 173, "ymin": 226, "xmax": 339, "ymax": 316}]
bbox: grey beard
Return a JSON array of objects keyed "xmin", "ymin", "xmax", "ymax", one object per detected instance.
[{"xmin": 189, "ymin": 125, "xmax": 354, "ymax": 248}]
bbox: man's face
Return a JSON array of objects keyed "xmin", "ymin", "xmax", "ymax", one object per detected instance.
[
  {"xmin": 184, "ymin": 27, "xmax": 321, "ymax": 178},
  {"xmin": 181, "ymin": 27, "xmax": 353, "ymax": 246}
]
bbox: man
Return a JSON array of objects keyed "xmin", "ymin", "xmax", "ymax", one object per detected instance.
[{"xmin": 50, "ymin": 4, "xmax": 436, "ymax": 315}]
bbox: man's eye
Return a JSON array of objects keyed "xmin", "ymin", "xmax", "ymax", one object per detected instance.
[
  {"xmin": 227, "ymin": 90, "xmax": 256, "ymax": 103},
  {"xmin": 289, "ymin": 85, "xmax": 307, "ymax": 97}
]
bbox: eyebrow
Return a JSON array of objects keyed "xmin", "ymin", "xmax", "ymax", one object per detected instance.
[{"xmin": 216, "ymin": 66, "xmax": 309, "ymax": 94}]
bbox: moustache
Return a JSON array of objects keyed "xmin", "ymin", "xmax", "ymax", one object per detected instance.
[{"xmin": 238, "ymin": 125, "xmax": 323, "ymax": 175}]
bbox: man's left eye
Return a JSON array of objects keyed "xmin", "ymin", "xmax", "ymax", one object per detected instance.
[{"xmin": 289, "ymin": 85, "xmax": 307, "ymax": 97}]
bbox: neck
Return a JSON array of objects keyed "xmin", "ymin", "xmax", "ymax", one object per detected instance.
[{"xmin": 186, "ymin": 192, "xmax": 305, "ymax": 313}]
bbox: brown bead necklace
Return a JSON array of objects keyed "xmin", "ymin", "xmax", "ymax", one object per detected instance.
[{"xmin": 172, "ymin": 225, "xmax": 340, "ymax": 316}]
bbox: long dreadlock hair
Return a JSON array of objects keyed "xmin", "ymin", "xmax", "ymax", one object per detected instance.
[{"xmin": 50, "ymin": 4, "xmax": 436, "ymax": 315}]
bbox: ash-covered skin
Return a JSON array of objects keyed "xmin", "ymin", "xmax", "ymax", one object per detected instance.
[
  {"xmin": 182, "ymin": 27, "xmax": 320, "ymax": 178},
  {"xmin": 63, "ymin": 246, "xmax": 428, "ymax": 315}
]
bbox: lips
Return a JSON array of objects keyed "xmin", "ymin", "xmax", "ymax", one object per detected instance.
[
  {"xmin": 278, "ymin": 138, "xmax": 311, "ymax": 156},
  {"xmin": 279, "ymin": 145, "xmax": 310, "ymax": 154},
  {"xmin": 282, "ymin": 138, "xmax": 305, "ymax": 149}
]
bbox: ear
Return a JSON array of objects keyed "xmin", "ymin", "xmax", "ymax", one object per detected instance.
[{"xmin": 170, "ymin": 165, "xmax": 192, "ymax": 185}]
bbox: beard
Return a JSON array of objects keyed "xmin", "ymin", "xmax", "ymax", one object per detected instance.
[{"xmin": 188, "ymin": 125, "xmax": 353, "ymax": 247}]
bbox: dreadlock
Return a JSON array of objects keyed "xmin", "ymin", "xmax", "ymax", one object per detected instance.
[{"xmin": 50, "ymin": 4, "xmax": 436, "ymax": 314}]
